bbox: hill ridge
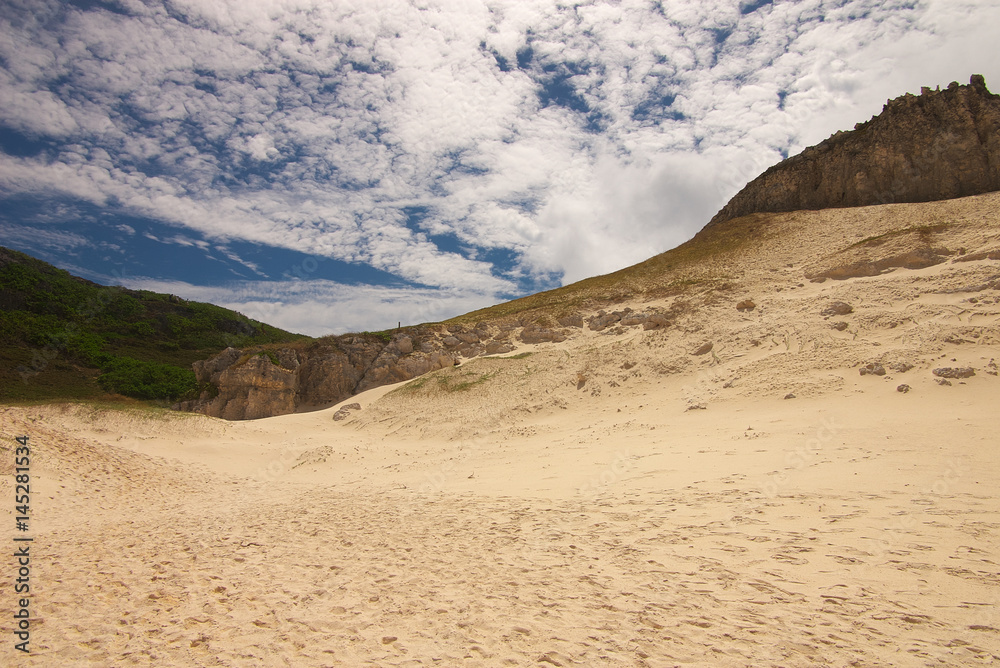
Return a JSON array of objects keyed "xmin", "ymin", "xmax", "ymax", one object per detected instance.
[{"xmin": 706, "ymin": 75, "xmax": 1000, "ymax": 228}]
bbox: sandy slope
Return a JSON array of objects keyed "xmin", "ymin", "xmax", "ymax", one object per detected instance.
[{"xmin": 2, "ymin": 193, "xmax": 1000, "ymax": 667}]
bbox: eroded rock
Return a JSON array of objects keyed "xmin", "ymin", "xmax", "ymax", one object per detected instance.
[
  {"xmin": 643, "ymin": 314, "xmax": 670, "ymax": 330},
  {"xmin": 519, "ymin": 327, "xmax": 568, "ymax": 344},
  {"xmin": 706, "ymin": 77, "xmax": 1000, "ymax": 228},
  {"xmin": 932, "ymin": 367, "xmax": 976, "ymax": 379},
  {"xmin": 821, "ymin": 301, "xmax": 854, "ymax": 317},
  {"xmin": 333, "ymin": 402, "xmax": 362, "ymax": 421},
  {"xmin": 692, "ymin": 342, "xmax": 714, "ymax": 356},
  {"xmin": 588, "ymin": 310, "xmax": 625, "ymax": 331},
  {"xmin": 621, "ymin": 313, "xmax": 648, "ymax": 327}
]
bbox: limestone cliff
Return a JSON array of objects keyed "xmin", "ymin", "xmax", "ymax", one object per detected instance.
[{"xmin": 706, "ymin": 75, "xmax": 1000, "ymax": 230}]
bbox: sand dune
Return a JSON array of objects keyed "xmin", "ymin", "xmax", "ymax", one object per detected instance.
[{"xmin": 3, "ymin": 194, "xmax": 1000, "ymax": 666}]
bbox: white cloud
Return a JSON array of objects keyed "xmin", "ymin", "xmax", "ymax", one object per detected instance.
[
  {"xmin": 1, "ymin": 0, "xmax": 997, "ymax": 332},
  {"xmin": 118, "ymin": 277, "xmax": 499, "ymax": 336},
  {"xmin": 0, "ymin": 224, "xmax": 93, "ymax": 252}
]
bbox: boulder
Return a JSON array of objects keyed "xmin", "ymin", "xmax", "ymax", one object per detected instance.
[
  {"xmin": 692, "ymin": 342, "xmax": 714, "ymax": 356},
  {"xmin": 932, "ymin": 367, "xmax": 975, "ymax": 379},
  {"xmin": 621, "ymin": 313, "xmax": 648, "ymax": 327},
  {"xmin": 643, "ymin": 314, "xmax": 671, "ymax": 330},
  {"xmin": 588, "ymin": 311, "xmax": 622, "ymax": 331},
  {"xmin": 485, "ymin": 341, "xmax": 516, "ymax": 355},
  {"xmin": 192, "ymin": 347, "xmax": 242, "ymax": 382},
  {"xmin": 557, "ymin": 314, "xmax": 584, "ymax": 328},
  {"xmin": 355, "ymin": 349, "xmax": 456, "ymax": 394},
  {"xmin": 180, "ymin": 330, "xmax": 460, "ymax": 420},
  {"xmin": 821, "ymin": 301, "xmax": 854, "ymax": 317},
  {"xmin": 206, "ymin": 353, "xmax": 298, "ymax": 421},
  {"xmin": 519, "ymin": 327, "xmax": 567, "ymax": 344}
]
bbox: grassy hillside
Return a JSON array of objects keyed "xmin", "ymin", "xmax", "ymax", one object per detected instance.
[
  {"xmin": 0, "ymin": 246, "xmax": 309, "ymax": 402},
  {"xmin": 446, "ymin": 211, "xmax": 770, "ymax": 325}
]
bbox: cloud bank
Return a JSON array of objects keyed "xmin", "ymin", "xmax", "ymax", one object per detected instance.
[{"xmin": 1, "ymin": 0, "xmax": 997, "ymax": 334}]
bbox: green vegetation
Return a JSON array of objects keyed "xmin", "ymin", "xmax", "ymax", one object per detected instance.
[
  {"xmin": 394, "ymin": 366, "xmax": 499, "ymax": 395},
  {"xmin": 396, "ymin": 375, "xmax": 430, "ymax": 393},
  {"xmin": 361, "ymin": 330, "xmax": 394, "ymax": 344},
  {"xmin": 258, "ymin": 350, "xmax": 281, "ymax": 367},
  {"xmin": 95, "ymin": 357, "xmax": 200, "ymax": 400},
  {"xmin": 0, "ymin": 246, "xmax": 308, "ymax": 403},
  {"xmin": 440, "ymin": 369, "xmax": 499, "ymax": 392}
]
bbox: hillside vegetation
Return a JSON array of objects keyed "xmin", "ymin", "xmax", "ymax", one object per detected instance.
[{"xmin": 0, "ymin": 246, "xmax": 308, "ymax": 402}]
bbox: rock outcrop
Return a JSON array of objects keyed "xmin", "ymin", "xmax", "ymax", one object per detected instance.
[
  {"xmin": 179, "ymin": 337, "xmax": 385, "ymax": 421},
  {"xmin": 705, "ymin": 76, "xmax": 1000, "ymax": 229},
  {"xmin": 176, "ymin": 321, "xmax": 551, "ymax": 420}
]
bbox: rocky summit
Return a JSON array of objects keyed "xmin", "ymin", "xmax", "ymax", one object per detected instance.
[{"xmin": 707, "ymin": 75, "xmax": 1000, "ymax": 228}]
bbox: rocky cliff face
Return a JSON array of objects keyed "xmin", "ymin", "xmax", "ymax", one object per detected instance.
[
  {"xmin": 174, "ymin": 309, "xmax": 678, "ymax": 420},
  {"xmin": 706, "ymin": 75, "xmax": 1000, "ymax": 230},
  {"xmin": 176, "ymin": 323, "xmax": 520, "ymax": 420}
]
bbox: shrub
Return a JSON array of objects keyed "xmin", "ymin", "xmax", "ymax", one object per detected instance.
[
  {"xmin": 361, "ymin": 330, "xmax": 393, "ymax": 343},
  {"xmin": 97, "ymin": 356, "xmax": 199, "ymax": 400},
  {"xmin": 130, "ymin": 321, "xmax": 156, "ymax": 337}
]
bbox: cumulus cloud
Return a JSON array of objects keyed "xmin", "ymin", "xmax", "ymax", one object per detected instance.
[
  {"xmin": 119, "ymin": 277, "xmax": 500, "ymax": 336},
  {"xmin": 1, "ymin": 0, "xmax": 996, "ymax": 331}
]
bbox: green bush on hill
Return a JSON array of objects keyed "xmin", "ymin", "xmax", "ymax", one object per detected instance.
[
  {"xmin": 0, "ymin": 246, "xmax": 309, "ymax": 403},
  {"xmin": 96, "ymin": 356, "xmax": 199, "ymax": 400}
]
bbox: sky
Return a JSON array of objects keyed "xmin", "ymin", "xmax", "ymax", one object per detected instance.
[{"xmin": 1, "ymin": 0, "xmax": 997, "ymax": 336}]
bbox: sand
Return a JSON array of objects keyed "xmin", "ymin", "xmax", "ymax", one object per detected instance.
[{"xmin": 2, "ymin": 194, "xmax": 1000, "ymax": 666}]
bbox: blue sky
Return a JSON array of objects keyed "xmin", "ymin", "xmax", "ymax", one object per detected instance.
[{"xmin": 1, "ymin": 0, "xmax": 997, "ymax": 335}]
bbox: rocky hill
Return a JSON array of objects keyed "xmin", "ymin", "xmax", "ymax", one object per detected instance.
[
  {"xmin": 177, "ymin": 75, "xmax": 1000, "ymax": 421},
  {"xmin": 706, "ymin": 75, "xmax": 1000, "ymax": 229}
]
